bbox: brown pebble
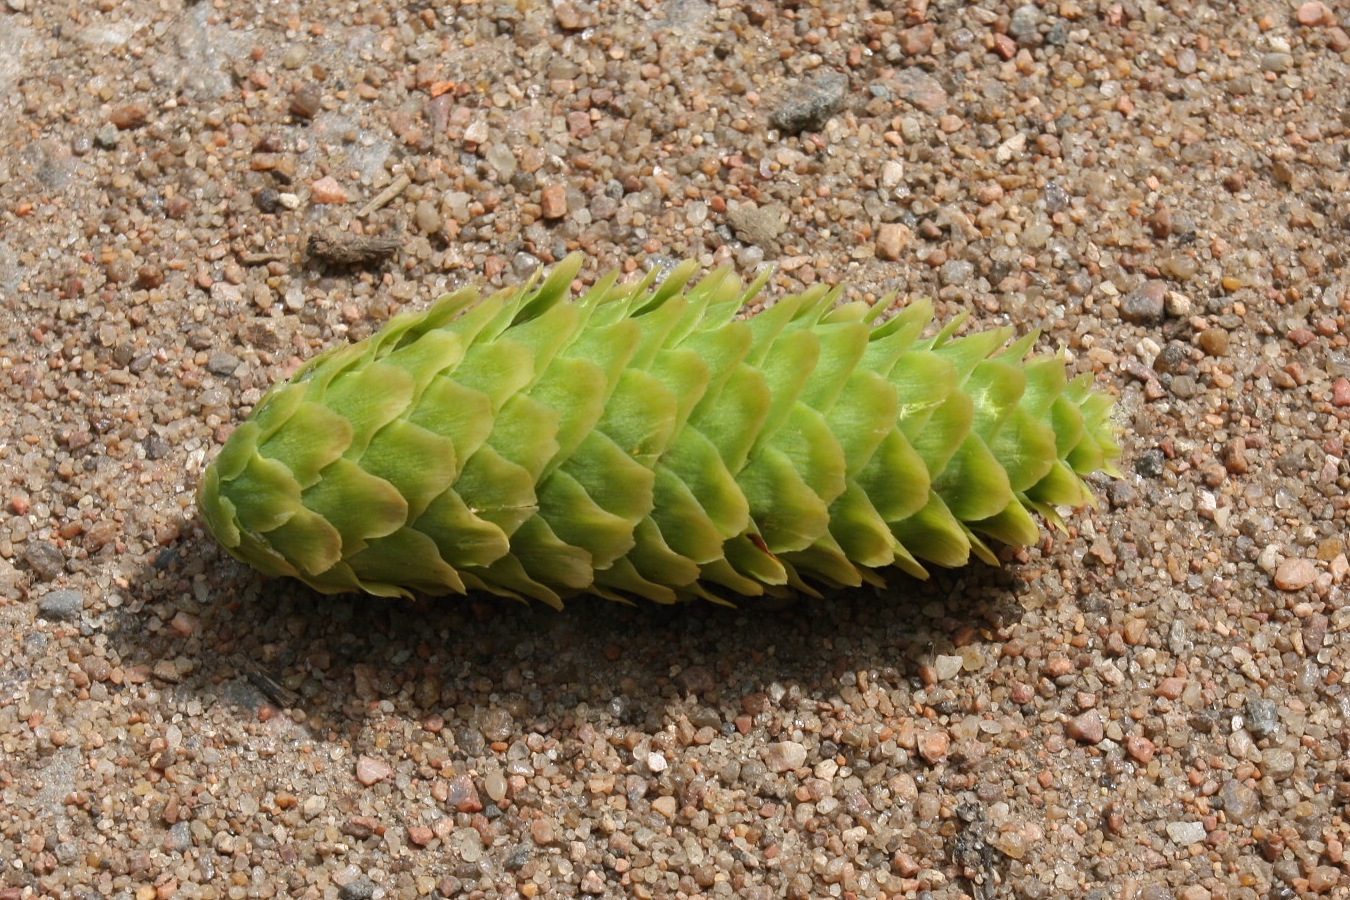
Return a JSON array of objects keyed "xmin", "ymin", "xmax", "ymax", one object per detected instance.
[
  {"xmin": 407, "ymin": 825, "xmax": 434, "ymax": 847},
  {"xmin": 1120, "ymin": 280, "xmax": 1167, "ymax": 323},
  {"xmin": 1297, "ymin": 1, "xmax": 1332, "ymax": 26},
  {"xmin": 1287, "ymin": 327, "xmax": 1316, "ymax": 347},
  {"xmin": 135, "ymin": 265, "xmax": 165, "ymax": 290},
  {"xmin": 1125, "ymin": 735, "xmax": 1156, "ymax": 763},
  {"xmin": 1308, "ymin": 865, "xmax": 1341, "ymax": 893},
  {"xmin": 289, "ymin": 84, "xmax": 323, "ymax": 119},
  {"xmin": 917, "ymin": 730, "xmax": 949, "ymax": 763},
  {"xmin": 530, "ymin": 818, "xmax": 555, "ymax": 845},
  {"xmin": 355, "ymin": 755, "xmax": 394, "ymax": 786},
  {"xmin": 168, "ymin": 611, "xmax": 198, "ymax": 638},
  {"xmin": 1043, "ymin": 656, "xmax": 1073, "ymax": 678},
  {"xmin": 541, "ymin": 183, "xmax": 568, "ymax": 220},
  {"xmin": 344, "ymin": 816, "xmax": 376, "ymax": 839},
  {"xmin": 553, "ymin": 1, "xmax": 596, "ymax": 30},
  {"xmin": 1147, "ymin": 204, "xmax": 1172, "ymax": 238},
  {"xmin": 1331, "ymin": 377, "xmax": 1350, "ymax": 407},
  {"xmin": 1066, "ymin": 711, "xmax": 1104, "ymax": 745},
  {"xmin": 1274, "ymin": 557, "xmax": 1318, "ymax": 591},
  {"xmin": 1156, "ymin": 677, "xmax": 1186, "ymax": 700},
  {"xmin": 1196, "ymin": 328, "xmax": 1229, "ymax": 356},
  {"xmin": 899, "ymin": 24, "xmax": 935, "ymax": 55},
  {"xmin": 110, "ymin": 103, "xmax": 149, "ymax": 130},
  {"xmin": 1222, "ymin": 438, "xmax": 1248, "ymax": 475},
  {"xmin": 876, "ymin": 223, "xmax": 912, "ymax": 261}
]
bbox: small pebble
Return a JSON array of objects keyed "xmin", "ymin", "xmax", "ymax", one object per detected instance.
[
  {"xmin": 770, "ymin": 70, "xmax": 849, "ymax": 135},
  {"xmin": 310, "ymin": 176, "xmax": 349, "ymax": 204},
  {"xmin": 1125, "ymin": 735, "xmax": 1155, "ymax": 763},
  {"xmin": 764, "ymin": 741, "xmax": 807, "ymax": 773},
  {"xmin": 876, "ymin": 223, "xmax": 912, "ymax": 260},
  {"xmin": 1120, "ymin": 280, "xmax": 1167, "ymax": 323},
  {"xmin": 1297, "ymin": 1, "xmax": 1332, "ymax": 26},
  {"xmin": 22, "ymin": 541, "xmax": 65, "ymax": 581},
  {"xmin": 727, "ymin": 203, "xmax": 787, "ymax": 246},
  {"xmin": 338, "ymin": 877, "xmax": 376, "ymax": 900},
  {"xmin": 540, "ymin": 183, "xmax": 568, "ymax": 220},
  {"xmin": 289, "ymin": 84, "xmax": 322, "ymax": 119},
  {"xmin": 37, "ymin": 589, "xmax": 84, "ymax": 620},
  {"xmin": 1197, "ymin": 329, "xmax": 1229, "ymax": 356},
  {"xmin": 1219, "ymin": 780, "xmax": 1259, "ymax": 825},
  {"xmin": 889, "ymin": 67, "xmax": 948, "ymax": 112},
  {"xmin": 355, "ymin": 755, "xmax": 393, "ymax": 786},
  {"xmin": 1066, "ymin": 711, "xmax": 1104, "ymax": 744},
  {"xmin": 447, "ymin": 773, "xmax": 483, "ymax": 812},
  {"xmin": 1274, "ymin": 557, "xmax": 1317, "ymax": 591},
  {"xmin": 917, "ymin": 730, "xmax": 949, "ymax": 763},
  {"xmin": 109, "ymin": 103, "xmax": 149, "ymax": 130},
  {"xmin": 1166, "ymin": 821, "xmax": 1206, "ymax": 846},
  {"xmin": 932, "ymin": 654, "xmax": 964, "ymax": 681}
]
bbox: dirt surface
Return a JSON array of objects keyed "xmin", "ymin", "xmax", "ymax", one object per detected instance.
[{"xmin": 2, "ymin": 1, "xmax": 1350, "ymax": 898}]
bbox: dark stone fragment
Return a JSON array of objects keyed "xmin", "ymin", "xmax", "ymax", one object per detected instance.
[
  {"xmin": 21, "ymin": 541, "xmax": 65, "ymax": 581},
  {"xmin": 1134, "ymin": 449, "xmax": 1166, "ymax": 479},
  {"xmin": 143, "ymin": 434, "xmax": 171, "ymax": 460},
  {"xmin": 1245, "ymin": 697, "xmax": 1279, "ymax": 738},
  {"xmin": 770, "ymin": 71, "xmax": 849, "ymax": 134},
  {"xmin": 1121, "ymin": 280, "xmax": 1167, "ymax": 324},
  {"xmin": 206, "ymin": 352, "xmax": 241, "ymax": 377},
  {"xmin": 338, "ymin": 877, "xmax": 376, "ymax": 900},
  {"xmin": 37, "ymin": 589, "xmax": 84, "ymax": 620}
]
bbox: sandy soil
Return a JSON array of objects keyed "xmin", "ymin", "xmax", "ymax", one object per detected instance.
[{"xmin": 2, "ymin": 1, "xmax": 1349, "ymax": 898}]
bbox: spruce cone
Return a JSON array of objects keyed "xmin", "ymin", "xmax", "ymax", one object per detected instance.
[{"xmin": 198, "ymin": 255, "xmax": 1120, "ymax": 604}]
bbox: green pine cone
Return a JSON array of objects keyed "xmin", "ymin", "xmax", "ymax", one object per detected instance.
[{"xmin": 198, "ymin": 255, "xmax": 1120, "ymax": 604}]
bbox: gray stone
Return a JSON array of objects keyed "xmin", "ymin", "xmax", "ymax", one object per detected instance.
[
  {"xmin": 338, "ymin": 877, "xmax": 376, "ymax": 900},
  {"xmin": 206, "ymin": 351, "xmax": 240, "ymax": 376},
  {"xmin": 770, "ymin": 71, "xmax": 848, "ymax": 134},
  {"xmin": 727, "ymin": 203, "xmax": 786, "ymax": 247},
  {"xmin": 1168, "ymin": 375, "xmax": 1200, "ymax": 399},
  {"xmin": 939, "ymin": 259, "xmax": 974, "ymax": 286},
  {"xmin": 21, "ymin": 541, "xmax": 65, "ymax": 581},
  {"xmin": 1009, "ymin": 4, "xmax": 1043, "ymax": 43},
  {"xmin": 1218, "ymin": 780, "xmax": 1259, "ymax": 825},
  {"xmin": 889, "ymin": 67, "xmax": 948, "ymax": 113},
  {"xmin": 1244, "ymin": 697, "xmax": 1279, "ymax": 738},
  {"xmin": 1165, "ymin": 821, "xmax": 1206, "ymax": 845},
  {"xmin": 1261, "ymin": 747, "xmax": 1296, "ymax": 780},
  {"xmin": 37, "ymin": 589, "xmax": 84, "ymax": 621}
]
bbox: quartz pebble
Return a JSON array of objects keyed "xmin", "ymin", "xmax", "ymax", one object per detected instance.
[
  {"xmin": 764, "ymin": 741, "xmax": 807, "ymax": 773},
  {"xmin": 1274, "ymin": 557, "xmax": 1317, "ymax": 591},
  {"xmin": 355, "ymin": 755, "xmax": 393, "ymax": 786},
  {"xmin": 1167, "ymin": 821, "xmax": 1206, "ymax": 846}
]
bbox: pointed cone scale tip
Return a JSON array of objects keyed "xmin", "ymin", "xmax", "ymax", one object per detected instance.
[{"xmin": 197, "ymin": 256, "xmax": 1119, "ymax": 602}]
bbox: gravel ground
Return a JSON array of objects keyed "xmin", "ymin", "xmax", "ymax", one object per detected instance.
[{"xmin": 2, "ymin": 0, "xmax": 1350, "ymax": 898}]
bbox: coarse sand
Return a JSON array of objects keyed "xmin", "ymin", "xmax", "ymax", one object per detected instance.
[{"xmin": 2, "ymin": 1, "xmax": 1349, "ymax": 898}]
